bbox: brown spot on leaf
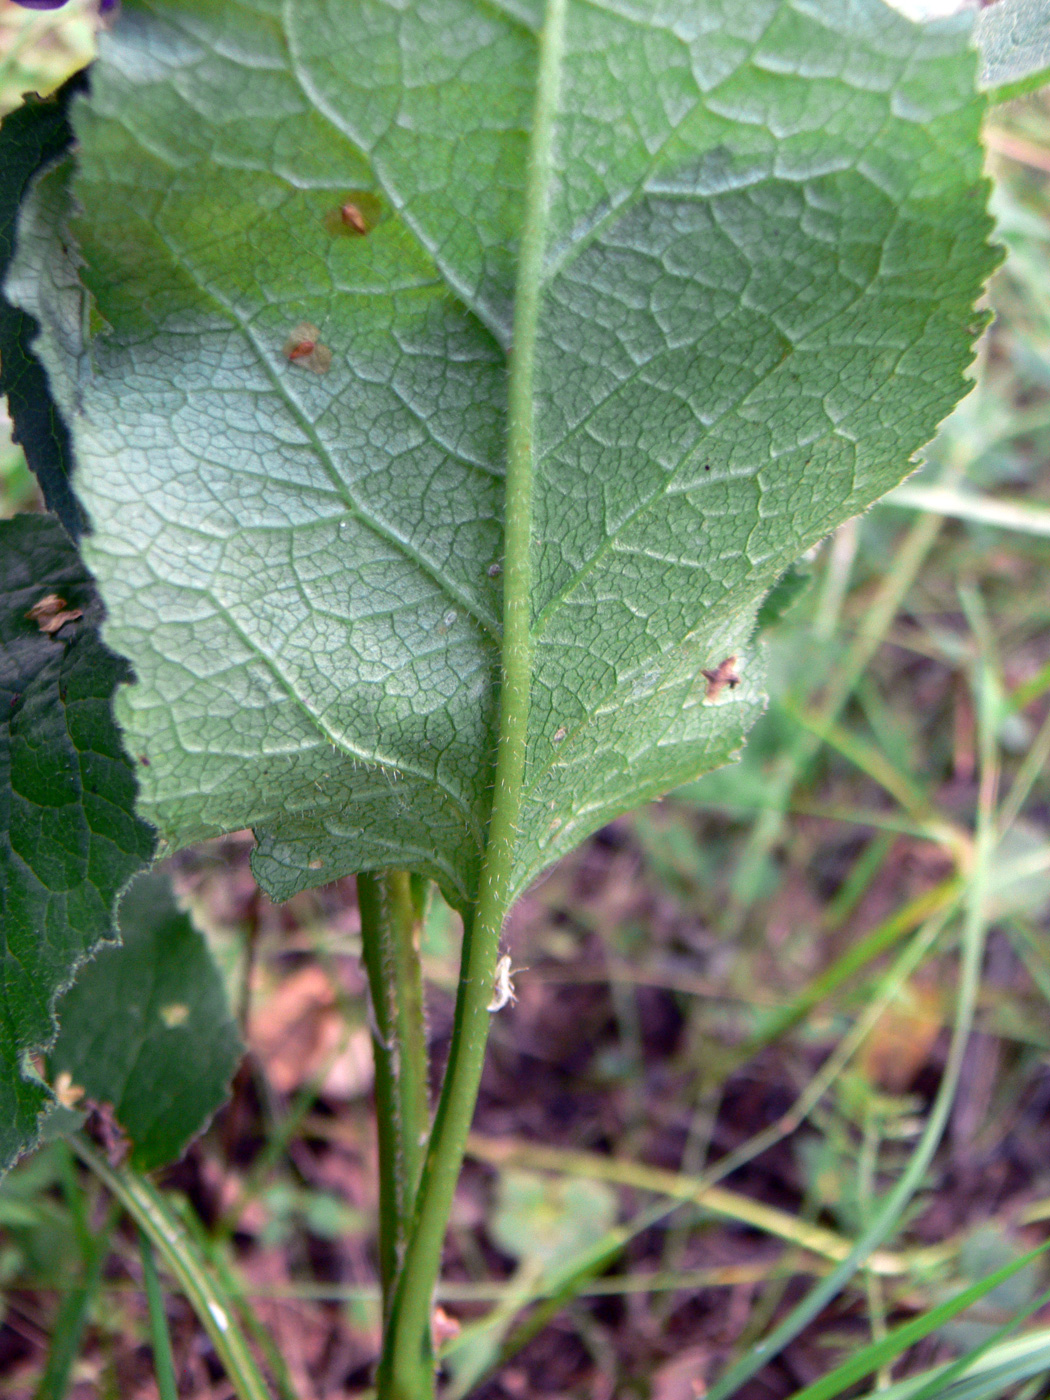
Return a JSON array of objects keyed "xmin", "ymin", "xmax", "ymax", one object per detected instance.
[
  {"xmin": 701, "ymin": 655, "xmax": 740, "ymax": 701},
  {"xmin": 340, "ymin": 202, "xmax": 368, "ymax": 234},
  {"xmin": 283, "ymin": 323, "xmax": 332, "ymax": 375},
  {"xmin": 53, "ymin": 1070, "xmax": 85, "ymax": 1109},
  {"xmin": 324, "ymin": 190, "xmax": 382, "ymax": 238},
  {"xmin": 26, "ymin": 593, "xmax": 82, "ymax": 635},
  {"xmin": 286, "ymin": 336, "xmax": 316, "ymax": 361}
]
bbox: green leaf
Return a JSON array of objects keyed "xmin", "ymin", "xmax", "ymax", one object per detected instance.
[
  {"xmin": 0, "ymin": 513, "xmax": 155, "ymax": 1174},
  {"xmin": 0, "ymin": 80, "xmax": 87, "ymax": 537},
  {"xmin": 975, "ymin": 0, "xmax": 1050, "ymax": 102},
  {"xmin": 9, "ymin": 0, "xmax": 997, "ymax": 909},
  {"xmin": 48, "ymin": 870, "xmax": 242, "ymax": 1172}
]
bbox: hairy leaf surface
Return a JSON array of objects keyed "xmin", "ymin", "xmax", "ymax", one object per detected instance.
[
  {"xmin": 976, "ymin": 0, "xmax": 1050, "ymax": 100},
  {"xmin": 0, "ymin": 514, "xmax": 155, "ymax": 1172},
  {"xmin": 9, "ymin": 0, "xmax": 996, "ymax": 908},
  {"xmin": 49, "ymin": 870, "xmax": 242, "ymax": 1172}
]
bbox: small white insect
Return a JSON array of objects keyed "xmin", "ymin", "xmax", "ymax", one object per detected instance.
[{"xmin": 487, "ymin": 954, "xmax": 525, "ymax": 1013}]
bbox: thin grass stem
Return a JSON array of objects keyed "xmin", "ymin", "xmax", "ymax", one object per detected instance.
[
  {"xmin": 139, "ymin": 1229, "xmax": 179, "ymax": 1400},
  {"xmin": 71, "ymin": 1138, "xmax": 273, "ymax": 1400}
]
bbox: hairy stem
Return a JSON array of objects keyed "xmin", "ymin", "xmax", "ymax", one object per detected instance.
[
  {"xmin": 358, "ymin": 870, "xmax": 430, "ymax": 1319},
  {"xmin": 377, "ymin": 2, "xmax": 567, "ymax": 1392}
]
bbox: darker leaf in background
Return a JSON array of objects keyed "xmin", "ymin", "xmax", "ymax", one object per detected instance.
[
  {"xmin": 49, "ymin": 870, "xmax": 243, "ymax": 1173},
  {"xmin": 0, "ymin": 513, "xmax": 155, "ymax": 1173},
  {"xmin": 0, "ymin": 75, "xmax": 87, "ymax": 538}
]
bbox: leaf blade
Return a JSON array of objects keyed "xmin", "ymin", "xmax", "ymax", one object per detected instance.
[
  {"xmin": 7, "ymin": 0, "xmax": 998, "ymax": 909},
  {"xmin": 49, "ymin": 869, "xmax": 242, "ymax": 1172},
  {"xmin": 0, "ymin": 513, "xmax": 155, "ymax": 1173}
]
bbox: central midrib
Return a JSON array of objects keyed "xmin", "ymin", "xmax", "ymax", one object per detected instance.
[{"xmin": 475, "ymin": 0, "xmax": 568, "ymax": 911}]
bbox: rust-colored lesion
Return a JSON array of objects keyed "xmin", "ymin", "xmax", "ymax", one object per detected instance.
[
  {"xmin": 283, "ymin": 322, "xmax": 332, "ymax": 375},
  {"xmin": 323, "ymin": 190, "xmax": 383, "ymax": 239},
  {"xmin": 702, "ymin": 655, "xmax": 740, "ymax": 701}
]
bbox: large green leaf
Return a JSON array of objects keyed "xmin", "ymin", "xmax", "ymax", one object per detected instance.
[
  {"xmin": 48, "ymin": 870, "xmax": 242, "ymax": 1172},
  {"xmin": 0, "ymin": 514, "xmax": 155, "ymax": 1173},
  {"xmin": 8, "ymin": 0, "xmax": 996, "ymax": 909}
]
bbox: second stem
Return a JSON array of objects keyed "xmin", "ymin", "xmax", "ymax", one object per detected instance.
[{"xmin": 358, "ymin": 870, "xmax": 430, "ymax": 1318}]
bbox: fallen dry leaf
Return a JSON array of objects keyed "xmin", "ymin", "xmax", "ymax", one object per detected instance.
[{"xmin": 249, "ymin": 965, "xmax": 373, "ymax": 1098}]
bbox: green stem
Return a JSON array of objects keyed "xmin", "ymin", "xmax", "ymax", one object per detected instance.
[
  {"xmin": 139, "ymin": 1228, "xmax": 179, "ymax": 1400},
  {"xmin": 378, "ymin": 3, "xmax": 567, "ymax": 1392},
  {"xmin": 358, "ymin": 870, "xmax": 430, "ymax": 1317}
]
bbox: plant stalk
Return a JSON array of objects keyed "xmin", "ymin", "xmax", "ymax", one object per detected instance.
[
  {"xmin": 358, "ymin": 870, "xmax": 430, "ymax": 1317},
  {"xmin": 377, "ymin": 1, "xmax": 567, "ymax": 1391},
  {"xmin": 139, "ymin": 1228, "xmax": 180, "ymax": 1400}
]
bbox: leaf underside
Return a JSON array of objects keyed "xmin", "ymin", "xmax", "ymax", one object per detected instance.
[
  {"xmin": 975, "ymin": 0, "xmax": 1050, "ymax": 100},
  {"xmin": 0, "ymin": 514, "xmax": 155, "ymax": 1173},
  {"xmin": 8, "ymin": 0, "xmax": 997, "ymax": 910},
  {"xmin": 49, "ymin": 869, "xmax": 242, "ymax": 1173}
]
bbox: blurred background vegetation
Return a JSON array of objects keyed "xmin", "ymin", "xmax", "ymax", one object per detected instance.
[{"xmin": 5, "ymin": 4, "xmax": 1050, "ymax": 1398}]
